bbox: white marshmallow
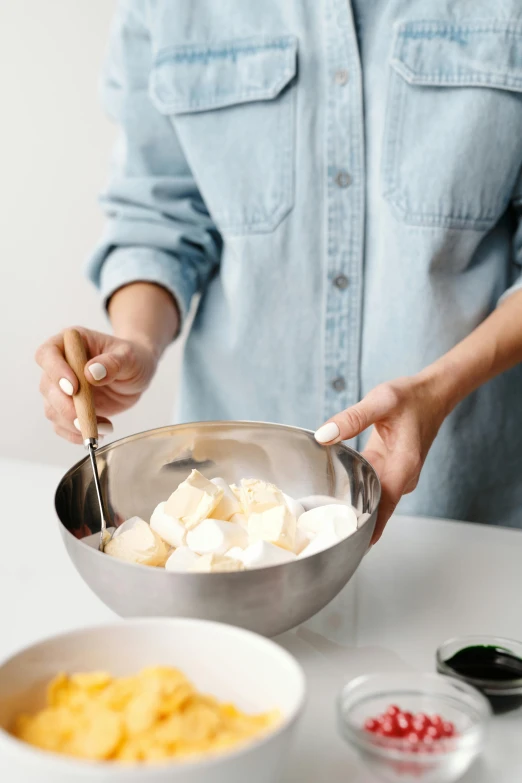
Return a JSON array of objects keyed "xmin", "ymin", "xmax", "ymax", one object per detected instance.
[
  {"xmin": 241, "ymin": 540, "xmax": 296, "ymax": 569},
  {"xmin": 210, "ymin": 477, "xmax": 242, "ymax": 520},
  {"xmin": 150, "ymin": 502, "xmax": 186, "ymax": 548},
  {"xmin": 165, "ymin": 546, "xmax": 200, "ymax": 572},
  {"xmin": 298, "ymin": 516, "xmax": 357, "ymax": 559},
  {"xmin": 112, "ymin": 516, "xmax": 142, "ymax": 537},
  {"xmin": 298, "ymin": 494, "xmax": 352, "ymax": 512},
  {"xmin": 191, "ymin": 553, "xmax": 245, "ymax": 572},
  {"xmin": 298, "ymin": 503, "xmax": 358, "ymax": 537},
  {"xmin": 283, "ymin": 492, "xmax": 305, "ymax": 519},
  {"xmin": 293, "ymin": 526, "xmax": 312, "ymax": 555},
  {"xmin": 186, "ymin": 518, "xmax": 248, "ymax": 556}
]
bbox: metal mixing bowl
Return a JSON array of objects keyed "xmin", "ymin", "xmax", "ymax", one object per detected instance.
[{"xmin": 55, "ymin": 421, "xmax": 380, "ymax": 637}]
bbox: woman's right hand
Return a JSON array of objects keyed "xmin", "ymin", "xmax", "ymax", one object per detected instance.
[{"xmin": 35, "ymin": 327, "xmax": 159, "ymax": 444}]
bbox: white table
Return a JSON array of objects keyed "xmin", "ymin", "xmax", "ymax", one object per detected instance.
[{"xmin": 1, "ymin": 457, "xmax": 521, "ymax": 781}]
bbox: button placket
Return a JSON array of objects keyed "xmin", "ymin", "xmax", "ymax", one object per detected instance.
[{"xmin": 323, "ymin": 0, "xmax": 366, "ymax": 428}]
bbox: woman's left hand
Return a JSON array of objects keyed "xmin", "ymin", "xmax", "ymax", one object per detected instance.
[{"xmin": 314, "ymin": 376, "xmax": 449, "ymax": 544}]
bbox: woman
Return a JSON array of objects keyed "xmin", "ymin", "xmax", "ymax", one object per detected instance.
[{"xmin": 36, "ymin": 2, "xmax": 522, "ymax": 543}]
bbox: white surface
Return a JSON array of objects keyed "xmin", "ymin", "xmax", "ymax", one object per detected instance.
[
  {"xmin": 0, "ymin": 0, "xmax": 182, "ymax": 467},
  {"xmin": 0, "ymin": 619, "xmax": 304, "ymax": 783},
  {"xmin": 1, "ymin": 458, "xmax": 521, "ymax": 781}
]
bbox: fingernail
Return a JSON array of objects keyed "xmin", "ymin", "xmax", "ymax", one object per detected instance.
[
  {"xmin": 73, "ymin": 418, "xmax": 81, "ymax": 431},
  {"xmin": 59, "ymin": 378, "xmax": 74, "ymax": 396},
  {"xmin": 88, "ymin": 362, "xmax": 107, "ymax": 381},
  {"xmin": 314, "ymin": 421, "xmax": 340, "ymax": 444}
]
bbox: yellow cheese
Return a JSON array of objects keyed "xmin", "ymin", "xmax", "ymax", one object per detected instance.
[
  {"xmin": 239, "ymin": 478, "xmax": 286, "ymax": 515},
  {"xmin": 248, "ymin": 505, "xmax": 296, "ymax": 552},
  {"xmin": 164, "ymin": 470, "xmax": 223, "ymax": 530}
]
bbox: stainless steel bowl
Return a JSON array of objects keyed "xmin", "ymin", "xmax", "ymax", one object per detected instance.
[{"xmin": 55, "ymin": 421, "xmax": 380, "ymax": 637}]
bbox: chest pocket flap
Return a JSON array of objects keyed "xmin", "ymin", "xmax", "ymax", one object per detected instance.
[
  {"xmin": 390, "ymin": 20, "xmax": 522, "ymax": 91},
  {"xmin": 383, "ymin": 20, "xmax": 522, "ymax": 229},
  {"xmin": 150, "ymin": 35, "xmax": 297, "ymax": 114},
  {"xmin": 148, "ymin": 35, "xmax": 298, "ymax": 235}
]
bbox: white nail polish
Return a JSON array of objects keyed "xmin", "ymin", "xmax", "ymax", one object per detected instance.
[
  {"xmin": 73, "ymin": 418, "xmax": 81, "ymax": 431},
  {"xmin": 314, "ymin": 421, "xmax": 340, "ymax": 444},
  {"xmin": 88, "ymin": 362, "xmax": 107, "ymax": 381},
  {"xmin": 59, "ymin": 378, "xmax": 74, "ymax": 396}
]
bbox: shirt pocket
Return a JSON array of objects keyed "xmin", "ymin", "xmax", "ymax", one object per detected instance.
[
  {"xmin": 149, "ymin": 35, "xmax": 297, "ymax": 236},
  {"xmin": 382, "ymin": 20, "xmax": 522, "ymax": 230}
]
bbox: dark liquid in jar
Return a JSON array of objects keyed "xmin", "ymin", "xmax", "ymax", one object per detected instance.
[{"xmin": 444, "ymin": 646, "xmax": 522, "ymax": 714}]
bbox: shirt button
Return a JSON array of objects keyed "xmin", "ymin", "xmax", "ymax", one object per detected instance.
[
  {"xmin": 331, "ymin": 376, "xmax": 346, "ymax": 392},
  {"xmin": 335, "ymin": 170, "xmax": 352, "ymax": 188},
  {"xmin": 334, "ymin": 69, "xmax": 349, "ymax": 85},
  {"xmin": 333, "ymin": 274, "xmax": 349, "ymax": 290}
]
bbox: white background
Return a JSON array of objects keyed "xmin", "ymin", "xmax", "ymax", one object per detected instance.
[{"xmin": 0, "ymin": 0, "xmax": 182, "ymax": 466}]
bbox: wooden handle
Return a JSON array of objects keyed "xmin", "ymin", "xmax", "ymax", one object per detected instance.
[{"xmin": 63, "ymin": 329, "xmax": 98, "ymax": 442}]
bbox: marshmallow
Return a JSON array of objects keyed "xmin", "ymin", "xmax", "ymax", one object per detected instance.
[
  {"xmin": 165, "ymin": 547, "xmax": 200, "ymax": 572},
  {"xmin": 248, "ymin": 504, "xmax": 296, "ymax": 551},
  {"xmin": 283, "ymin": 493, "xmax": 305, "ymax": 520},
  {"xmin": 191, "ymin": 553, "xmax": 245, "ymax": 573},
  {"xmin": 150, "ymin": 502, "xmax": 186, "ymax": 548},
  {"xmin": 105, "ymin": 518, "xmax": 169, "ymax": 567},
  {"xmin": 186, "ymin": 519, "xmax": 248, "ymax": 556},
  {"xmin": 209, "ymin": 477, "xmax": 242, "ymax": 520},
  {"xmin": 298, "ymin": 516, "xmax": 357, "ymax": 559},
  {"xmin": 241, "ymin": 540, "xmax": 296, "ymax": 569},
  {"xmin": 164, "ymin": 469, "xmax": 223, "ymax": 530},
  {"xmin": 240, "ymin": 478, "xmax": 286, "ymax": 515},
  {"xmin": 298, "ymin": 503, "xmax": 358, "ymax": 537},
  {"xmin": 298, "ymin": 495, "xmax": 351, "ymax": 512},
  {"xmin": 112, "ymin": 516, "xmax": 142, "ymax": 537},
  {"xmin": 293, "ymin": 526, "xmax": 312, "ymax": 555}
]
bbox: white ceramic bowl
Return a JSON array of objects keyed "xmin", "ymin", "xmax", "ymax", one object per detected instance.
[{"xmin": 0, "ymin": 619, "xmax": 306, "ymax": 783}]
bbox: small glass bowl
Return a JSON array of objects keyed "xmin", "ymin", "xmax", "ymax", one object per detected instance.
[
  {"xmin": 437, "ymin": 635, "xmax": 522, "ymax": 714},
  {"xmin": 338, "ymin": 673, "xmax": 490, "ymax": 783}
]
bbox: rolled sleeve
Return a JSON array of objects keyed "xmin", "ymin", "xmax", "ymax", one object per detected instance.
[{"xmin": 91, "ymin": 246, "xmax": 197, "ymax": 323}]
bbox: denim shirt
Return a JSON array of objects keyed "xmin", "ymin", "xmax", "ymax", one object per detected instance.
[{"xmin": 88, "ymin": 0, "xmax": 522, "ymax": 527}]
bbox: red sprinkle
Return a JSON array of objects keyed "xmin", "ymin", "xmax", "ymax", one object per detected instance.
[
  {"xmin": 362, "ymin": 704, "xmax": 459, "ymax": 751},
  {"xmin": 442, "ymin": 721, "xmax": 455, "ymax": 737}
]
